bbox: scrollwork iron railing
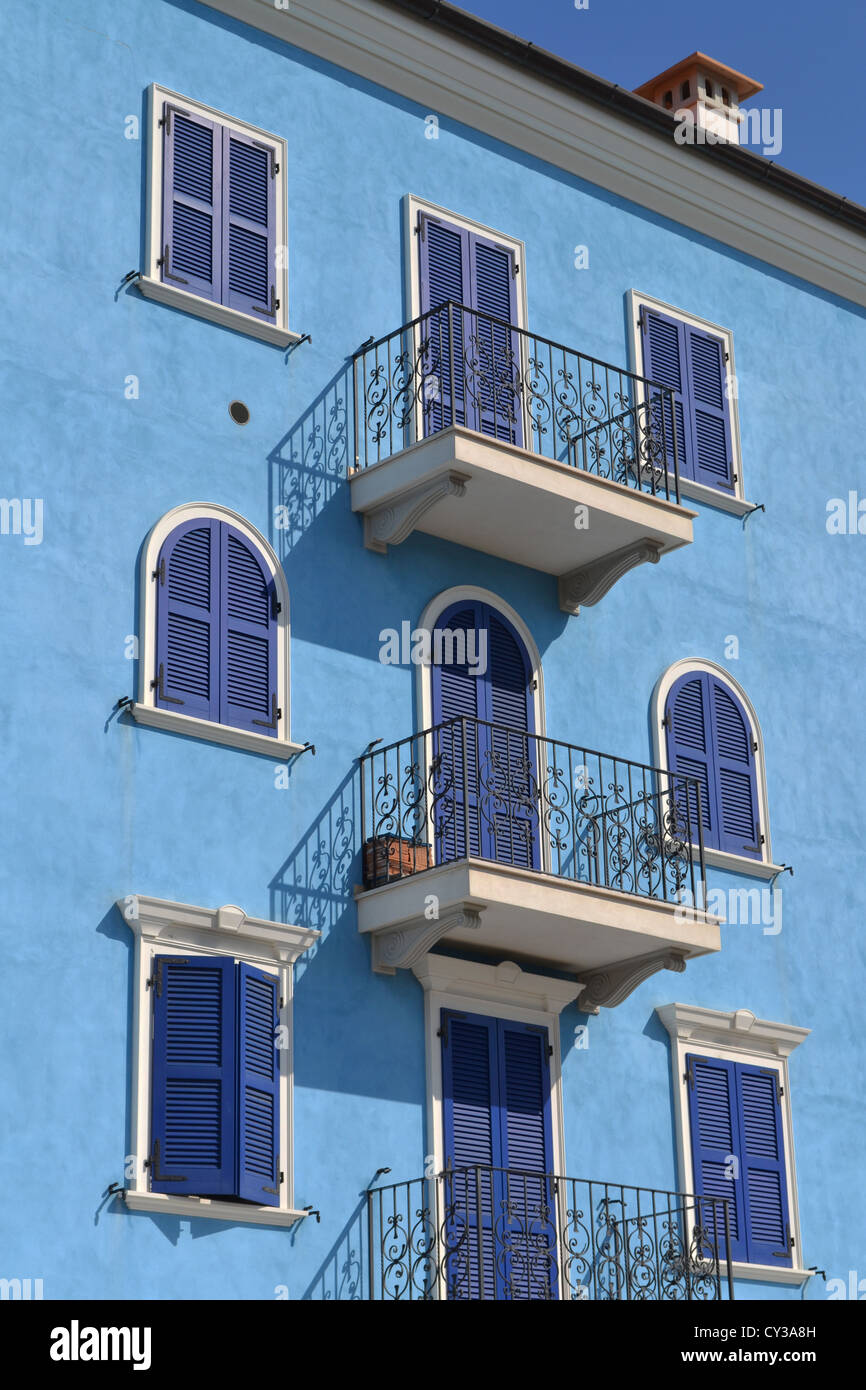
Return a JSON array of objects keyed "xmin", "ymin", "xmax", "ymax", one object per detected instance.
[
  {"xmin": 352, "ymin": 300, "xmax": 681, "ymax": 499},
  {"xmin": 366, "ymin": 1167, "xmax": 734, "ymax": 1300},
  {"xmin": 360, "ymin": 718, "xmax": 706, "ymax": 910}
]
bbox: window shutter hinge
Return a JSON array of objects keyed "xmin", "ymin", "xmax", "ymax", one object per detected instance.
[
  {"xmin": 638, "ymin": 312, "xmax": 646, "ymax": 332},
  {"xmin": 150, "ymin": 1137, "xmax": 185, "ymax": 1183},
  {"xmin": 151, "ymin": 662, "xmax": 184, "ymax": 706},
  {"xmin": 263, "ymin": 1155, "xmax": 282, "ymax": 1196},
  {"xmin": 512, "ymin": 259, "xmax": 520, "ymax": 278},
  {"xmin": 159, "ymin": 109, "xmax": 171, "ymax": 135},
  {"xmin": 724, "ymin": 351, "xmax": 730, "ymax": 361},
  {"xmin": 531, "ymin": 678, "xmax": 538, "ymax": 691},
  {"xmin": 773, "ymin": 1223, "xmax": 794, "ymax": 1257},
  {"xmin": 752, "ymin": 739, "xmax": 758, "ymax": 753},
  {"xmin": 662, "ymin": 710, "xmax": 672, "ymax": 731},
  {"xmin": 437, "ymin": 1023, "xmax": 448, "ymax": 1047},
  {"xmin": 152, "ymin": 557, "xmax": 165, "ymax": 585},
  {"xmin": 272, "ymin": 595, "xmax": 282, "ymax": 619},
  {"xmin": 684, "ymin": 1058, "xmax": 695, "ymax": 1091},
  {"xmin": 279, "ymin": 995, "xmax": 285, "ymax": 1011},
  {"xmin": 547, "ymin": 1043, "xmax": 553, "ymax": 1059},
  {"xmin": 252, "ymin": 286, "xmax": 279, "ymax": 318},
  {"xmin": 159, "ymin": 243, "xmax": 188, "ymax": 286},
  {"xmin": 759, "ymin": 1066, "xmax": 783, "ymax": 1102}
]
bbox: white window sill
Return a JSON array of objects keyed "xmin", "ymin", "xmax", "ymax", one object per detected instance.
[
  {"xmin": 131, "ymin": 702, "xmax": 307, "ymax": 760},
  {"xmin": 671, "ymin": 474, "xmax": 758, "ymax": 517},
  {"xmin": 696, "ymin": 845, "xmax": 789, "ymax": 881},
  {"xmin": 731, "ymin": 1261, "xmax": 814, "ymax": 1287},
  {"xmin": 122, "ymin": 1189, "xmax": 307, "ymax": 1229},
  {"xmin": 137, "ymin": 276, "xmax": 302, "ymax": 349}
]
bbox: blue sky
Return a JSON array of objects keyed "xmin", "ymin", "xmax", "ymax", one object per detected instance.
[{"xmin": 456, "ymin": 0, "xmax": 866, "ymax": 205}]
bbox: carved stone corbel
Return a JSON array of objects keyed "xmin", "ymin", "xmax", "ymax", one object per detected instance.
[
  {"xmin": 371, "ymin": 904, "xmax": 484, "ymax": 975},
  {"xmin": 558, "ymin": 538, "xmax": 663, "ymax": 615},
  {"xmin": 575, "ymin": 948, "xmax": 686, "ymax": 1014},
  {"xmin": 363, "ymin": 471, "xmax": 470, "ymax": 553}
]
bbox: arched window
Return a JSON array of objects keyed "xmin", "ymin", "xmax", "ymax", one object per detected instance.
[
  {"xmin": 655, "ymin": 661, "xmax": 769, "ymax": 864},
  {"xmin": 136, "ymin": 504, "xmax": 296, "ymax": 754},
  {"xmin": 427, "ymin": 594, "xmax": 540, "ymax": 870}
]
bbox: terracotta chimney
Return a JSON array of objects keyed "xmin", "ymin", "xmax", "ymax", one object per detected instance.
[{"xmin": 634, "ymin": 52, "xmax": 763, "ymax": 144}]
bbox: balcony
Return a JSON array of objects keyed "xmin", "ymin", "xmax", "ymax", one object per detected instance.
[
  {"xmin": 366, "ymin": 1167, "xmax": 734, "ymax": 1300},
  {"xmin": 350, "ymin": 302, "xmax": 696, "ymax": 612},
  {"xmin": 356, "ymin": 718, "xmax": 721, "ymax": 1004}
]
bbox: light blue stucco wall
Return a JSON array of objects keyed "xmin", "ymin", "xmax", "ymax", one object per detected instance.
[{"xmin": 1, "ymin": 0, "xmax": 864, "ymax": 1301}]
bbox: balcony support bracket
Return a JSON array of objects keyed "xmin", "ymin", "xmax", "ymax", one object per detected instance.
[
  {"xmin": 558, "ymin": 537, "xmax": 663, "ymax": 615},
  {"xmin": 363, "ymin": 470, "xmax": 471, "ymax": 553},
  {"xmin": 371, "ymin": 902, "xmax": 484, "ymax": 975},
  {"xmin": 576, "ymin": 948, "xmax": 687, "ymax": 1014}
]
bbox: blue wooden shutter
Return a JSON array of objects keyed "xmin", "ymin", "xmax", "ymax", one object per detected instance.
[
  {"xmin": 441, "ymin": 1010, "xmax": 500, "ymax": 1299},
  {"xmin": 155, "ymin": 519, "xmax": 220, "ymax": 720},
  {"xmin": 431, "ymin": 603, "xmax": 484, "ymax": 861},
  {"xmin": 222, "ymin": 129, "xmax": 277, "ymax": 321},
  {"xmin": 486, "ymin": 610, "xmax": 539, "ymax": 869},
  {"xmin": 685, "ymin": 326, "xmax": 734, "ymax": 491},
  {"xmin": 686, "ymin": 1054, "xmax": 746, "ymax": 1262},
  {"xmin": 641, "ymin": 307, "xmax": 690, "ymax": 477},
  {"xmin": 665, "ymin": 671, "xmax": 715, "ymax": 848},
  {"xmin": 468, "ymin": 234, "xmax": 522, "ymax": 446},
  {"xmin": 419, "ymin": 213, "xmax": 469, "ymax": 433},
  {"xmin": 498, "ymin": 1022, "xmax": 556, "ymax": 1299},
  {"xmin": 237, "ymin": 964, "xmax": 281, "ymax": 1206},
  {"xmin": 219, "ymin": 524, "xmax": 279, "ymax": 735},
  {"xmin": 709, "ymin": 678, "xmax": 760, "ymax": 858},
  {"xmin": 151, "ymin": 956, "xmax": 236, "ymax": 1196},
  {"xmin": 736, "ymin": 1065, "xmax": 791, "ymax": 1266},
  {"xmin": 161, "ymin": 104, "xmax": 221, "ymax": 302}
]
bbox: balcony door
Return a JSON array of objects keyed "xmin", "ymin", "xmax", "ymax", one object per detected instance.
[
  {"xmin": 418, "ymin": 210, "xmax": 523, "ymax": 446},
  {"xmin": 430, "ymin": 599, "xmax": 540, "ymax": 870},
  {"xmin": 441, "ymin": 1009, "xmax": 557, "ymax": 1300}
]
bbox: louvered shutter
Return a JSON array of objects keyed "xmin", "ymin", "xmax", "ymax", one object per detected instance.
[
  {"xmin": 155, "ymin": 519, "xmax": 220, "ymax": 720},
  {"xmin": 151, "ymin": 956, "xmax": 236, "ymax": 1196},
  {"xmin": 736, "ymin": 1065, "xmax": 791, "ymax": 1266},
  {"xmin": 469, "ymin": 234, "xmax": 522, "ymax": 445},
  {"xmin": 431, "ymin": 604, "xmax": 484, "ymax": 861},
  {"xmin": 441, "ymin": 1011, "xmax": 500, "ymax": 1299},
  {"xmin": 222, "ymin": 129, "xmax": 277, "ymax": 321},
  {"xmin": 665, "ymin": 672, "xmax": 714, "ymax": 847},
  {"xmin": 641, "ymin": 308, "xmax": 690, "ymax": 477},
  {"xmin": 686, "ymin": 1055, "xmax": 746, "ymax": 1262},
  {"xmin": 219, "ymin": 523, "xmax": 279, "ymax": 735},
  {"xmin": 709, "ymin": 678, "xmax": 760, "ymax": 857},
  {"xmin": 685, "ymin": 326, "xmax": 734, "ymax": 491},
  {"xmin": 419, "ymin": 214, "xmax": 469, "ymax": 433},
  {"xmin": 486, "ymin": 611, "xmax": 539, "ymax": 869},
  {"xmin": 161, "ymin": 104, "xmax": 221, "ymax": 302},
  {"xmin": 237, "ymin": 964, "xmax": 280, "ymax": 1206},
  {"xmin": 499, "ymin": 1023, "xmax": 556, "ymax": 1298}
]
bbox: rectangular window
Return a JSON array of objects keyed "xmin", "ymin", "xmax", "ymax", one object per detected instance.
[
  {"xmin": 628, "ymin": 291, "xmax": 749, "ymax": 512},
  {"xmin": 150, "ymin": 955, "xmax": 281, "ymax": 1207},
  {"xmin": 141, "ymin": 87, "xmax": 294, "ymax": 347},
  {"xmin": 686, "ymin": 1053, "xmax": 792, "ymax": 1267}
]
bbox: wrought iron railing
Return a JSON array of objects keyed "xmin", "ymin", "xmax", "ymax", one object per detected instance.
[
  {"xmin": 360, "ymin": 717, "xmax": 706, "ymax": 910},
  {"xmin": 366, "ymin": 1167, "xmax": 734, "ymax": 1300},
  {"xmin": 352, "ymin": 300, "xmax": 680, "ymax": 500}
]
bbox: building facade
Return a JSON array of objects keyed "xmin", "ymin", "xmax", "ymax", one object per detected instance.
[{"xmin": 2, "ymin": 0, "xmax": 865, "ymax": 1302}]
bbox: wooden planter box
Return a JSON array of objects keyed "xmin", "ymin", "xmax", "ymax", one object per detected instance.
[{"xmin": 364, "ymin": 836, "xmax": 431, "ymax": 888}]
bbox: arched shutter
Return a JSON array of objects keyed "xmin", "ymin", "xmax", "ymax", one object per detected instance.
[
  {"xmin": 709, "ymin": 679, "xmax": 760, "ymax": 858},
  {"xmin": 237, "ymin": 964, "xmax": 280, "ymax": 1207},
  {"xmin": 151, "ymin": 956, "xmax": 236, "ymax": 1197},
  {"xmin": 223, "ymin": 130, "xmax": 276, "ymax": 322},
  {"xmin": 220, "ymin": 525, "xmax": 279, "ymax": 735},
  {"xmin": 665, "ymin": 672, "xmax": 714, "ymax": 847},
  {"xmin": 155, "ymin": 519, "xmax": 220, "ymax": 720},
  {"xmin": 641, "ymin": 307, "xmax": 689, "ymax": 476},
  {"xmin": 685, "ymin": 326, "xmax": 734, "ymax": 491},
  {"xmin": 487, "ymin": 611, "xmax": 539, "ymax": 869},
  {"xmin": 161, "ymin": 104, "xmax": 221, "ymax": 302},
  {"xmin": 431, "ymin": 604, "xmax": 484, "ymax": 860}
]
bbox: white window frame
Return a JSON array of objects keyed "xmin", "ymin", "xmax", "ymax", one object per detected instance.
[
  {"xmin": 652, "ymin": 657, "xmax": 785, "ymax": 880},
  {"xmin": 133, "ymin": 501, "xmax": 307, "ymax": 759},
  {"xmin": 413, "ymin": 585, "xmax": 548, "ymax": 872},
  {"xmin": 626, "ymin": 289, "xmax": 754, "ymax": 516},
  {"xmin": 656, "ymin": 1002, "xmax": 812, "ymax": 1287},
  {"xmin": 140, "ymin": 84, "xmax": 299, "ymax": 348},
  {"xmin": 121, "ymin": 894, "xmax": 318, "ymax": 1228},
  {"xmin": 399, "ymin": 196, "xmax": 529, "ymax": 452}
]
